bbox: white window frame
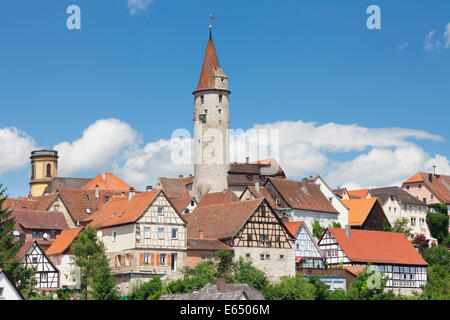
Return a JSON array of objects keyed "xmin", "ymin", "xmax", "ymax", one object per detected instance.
[{"xmin": 158, "ymin": 228, "xmax": 164, "ymax": 239}]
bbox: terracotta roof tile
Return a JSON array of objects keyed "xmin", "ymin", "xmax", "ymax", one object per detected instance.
[
  {"xmin": 157, "ymin": 176, "xmax": 194, "ymax": 199},
  {"xmin": 403, "ymin": 172, "xmax": 450, "ymax": 204},
  {"xmin": 267, "ymin": 178, "xmax": 339, "ymax": 214},
  {"xmin": 10, "ymin": 210, "xmax": 68, "ymax": 230},
  {"xmin": 81, "ymin": 172, "xmax": 131, "ymax": 191},
  {"xmin": 197, "ymin": 190, "xmax": 239, "ymax": 208},
  {"xmin": 244, "ymin": 185, "xmax": 280, "ymax": 209},
  {"xmin": 185, "ymin": 199, "xmax": 263, "ymax": 240},
  {"xmin": 170, "ymin": 196, "xmax": 194, "ymax": 213},
  {"xmin": 46, "ymin": 227, "xmax": 83, "ymax": 256},
  {"xmin": 347, "ymin": 189, "xmax": 369, "ymax": 199},
  {"xmin": 343, "ymin": 265, "xmax": 365, "ymax": 276},
  {"xmin": 283, "ymin": 221, "xmax": 304, "ymax": 237},
  {"xmin": 327, "ymin": 228, "xmax": 428, "ymax": 265},
  {"xmin": 342, "ymin": 198, "xmax": 378, "ymax": 226},
  {"xmin": 187, "ymin": 238, "xmax": 233, "ymax": 251}
]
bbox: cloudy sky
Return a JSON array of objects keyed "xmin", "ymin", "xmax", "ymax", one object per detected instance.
[{"xmin": 0, "ymin": 0, "xmax": 449, "ymax": 197}]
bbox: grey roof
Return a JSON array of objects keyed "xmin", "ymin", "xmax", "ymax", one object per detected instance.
[
  {"xmin": 43, "ymin": 177, "xmax": 91, "ymax": 194},
  {"xmin": 369, "ymin": 186, "xmax": 426, "ymax": 206},
  {"xmin": 160, "ymin": 283, "xmax": 265, "ymax": 300}
]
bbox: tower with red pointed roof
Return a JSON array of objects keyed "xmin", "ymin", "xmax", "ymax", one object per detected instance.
[{"xmin": 192, "ymin": 26, "xmax": 230, "ymax": 200}]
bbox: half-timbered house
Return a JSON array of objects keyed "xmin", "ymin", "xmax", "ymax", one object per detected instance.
[
  {"xmin": 18, "ymin": 241, "xmax": 59, "ymax": 291},
  {"xmin": 318, "ymin": 227, "xmax": 428, "ymax": 295},
  {"xmin": 185, "ymin": 199, "xmax": 295, "ymax": 281},
  {"xmin": 284, "ymin": 221, "xmax": 325, "ymax": 269},
  {"xmin": 86, "ymin": 189, "xmax": 187, "ymax": 294},
  {"xmin": 342, "ymin": 198, "xmax": 390, "ymax": 231}
]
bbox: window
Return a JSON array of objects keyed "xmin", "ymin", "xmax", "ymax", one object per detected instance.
[
  {"xmin": 200, "ymin": 95, "xmax": 204, "ymax": 104},
  {"xmin": 38, "ymin": 231, "xmax": 43, "ymax": 238},
  {"xmin": 260, "ymin": 235, "xmax": 269, "ymax": 242},
  {"xmin": 0, "ymin": 287, "xmax": 4, "ymax": 296},
  {"xmin": 32, "ymin": 256, "xmax": 37, "ymax": 264},
  {"xmin": 86, "ymin": 194, "xmax": 91, "ymax": 201},
  {"xmin": 265, "ymin": 254, "xmax": 270, "ymax": 260},
  {"xmin": 144, "ymin": 227, "xmax": 150, "ymax": 239},
  {"xmin": 276, "ymin": 198, "xmax": 281, "ymax": 205},
  {"xmin": 423, "ymin": 198, "xmax": 427, "ymax": 204},
  {"xmin": 31, "ymin": 164, "xmax": 35, "ymax": 180},
  {"xmin": 411, "ymin": 217, "xmax": 416, "ymax": 226},
  {"xmin": 50, "ymin": 231, "xmax": 56, "ymax": 239},
  {"xmin": 143, "ymin": 253, "xmax": 150, "ymax": 264},
  {"xmin": 406, "ymin": 185, "xmax": 410, "ymax": 190},
  {"xmin": 41, "ymin": 273, "xmax": 48, "ymax": 282},
  {"xmin": 104, "ymin": 196, "xmax": 110, "ymax": 201},
  {"xmin": 119, "ymin": 211, "xmax": 125, "ymax": 218},
  {"xmin": 418, "ymin": 184, "xmax": 422, "ymax": 189},
  {"xmin": 260, "ymin": 254, "xmax": 265, "ymax": 260},
  {"xmin": 430, "ymin": 194, "xmax": 434, "ymax": 200},
  {"xmin": 191, "ymin": 200, "xmax": 195, "ymax": 206},
  {"xmin": 328, "ymin": 197, "xmax": 333, "ymax": 204},
  {"xmin": 157, "ymin": 207, "xmax": 163, "ymax": 215},
  {"xmin": 219, "ymin": 95, "xmax": 222, "ymax": 103},
  {"xmin": 261, "ymin": 206, "xmax": 266, "ymax": 217},
  {"xmin": 248, "ymin": 234, "xmax": 253, "ymax": 241},
  {"xmin": 389, "ymin": 207, "xmax": 391, "ymax": 212},
  {"xmin": 199, "ymin": 114, "xmax": 206, "ymax": 123},
  {"xmin": 218, "ymin": 109, "xmax": 221, "ymax": 114},
  {"xmin": 86, "ymin": 208, "xmax": 91, "ymax": 214},
  {"xmin": 172, "ymin": 228, "xmax": 178, "ymax": 239},
  {"xmin": 158, "ymin": 228, "xmax": 164, "ymax": 239},
  {"xmin": 112, "ymin": 231, "xmax": 117, "ymax": 242},
  {"xmin": 32, "ymin": 231, "xmax": 37, "ymax": 238},
  {"xmin": 279, "ymin": 255, "xmax": 284, "ymax": 260},
  {"xmin": 160, "ymin": 253, "xmax": 166, "ymax": 265},
  {"xmin": 46, "ymin": 164, "xmax": 52, "ymax": 177},
  {"xmin": 184, "ymin": 209, "xmax": 189, "ymax": 214},
  {"xmin": 13, "ymin": 230, "xmax": 20, "ymax": 236},
  {"xmin": 245, "ymin": 254, "xmax": 250, "ymax": 259}
]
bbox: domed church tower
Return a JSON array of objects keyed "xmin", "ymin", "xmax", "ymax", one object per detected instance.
[{"xmin": 192, "ymin": 26, "xmax": 230, "ymax": 200}]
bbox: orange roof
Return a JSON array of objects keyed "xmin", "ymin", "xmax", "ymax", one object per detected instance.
[
  {"xmin": 403, "ymin": 172, "xmax": 450, "ymax": 204},
  {"xmin": 347, "ymin": 189, "xmax": 369, "ymax": 199},
  {"xmin": 342, "ymin": 198, "xmax": 377, "ymax": 226},
  {"xmin": 326, "ymin": 228, "xmax": 428, "ymax": 266},
  {"xmin": 343, "ymin": 266, "xmax": 365, "ymax": 277},
  {"xmin": 88, "ymin": 190, "xmax": 161, "ymax": 228},
  {"xmin": 283, "ymin": 221, "xmax": 304, "ymax": 237},
  {"xmin": 81, "ymin": 172, "xmax": 131, "ymax": 191},
  {"xmin": 46, "ymin": 227, "xmax": 83, "ymax": 256},
  {"xmin": 404, "ymin": 172, "xmax": 425, "ymax": 184},
  {"xmin": 197, "ymin": 190, "xmax": 239, "ymax": 208},
  {"xmin": 194, "ymin": 29, "xmax": 227, "ymax": 92}
]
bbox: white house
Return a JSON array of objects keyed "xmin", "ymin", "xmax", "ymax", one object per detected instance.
[{"xmin": 0, "ymin": 269, "xmax": 24, "ymax": 300}]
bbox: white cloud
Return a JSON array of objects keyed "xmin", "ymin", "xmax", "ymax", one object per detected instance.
[
  {"xmin": 444, "ymin": 23, "xmax": 450, "ymax": 48},
  {"xmin": 54, "ymin": 119, "xmax": 140, "ymax": 176},
  {"xmin": 0, "ymin": 127, "xmax": 36, "ymax": 176},
  {"xmin": 128, "ymin": 0, "xmax": 154, "ymax": 16},
  {"xmin": 424, "ymin": 30, "xmax": 440, "ymax": 51},
  {"xmin": 396, "ymin": 42, "xmax": 409, "ymax": 51}
]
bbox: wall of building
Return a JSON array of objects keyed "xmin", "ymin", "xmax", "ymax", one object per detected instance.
[
  {"xmin": 49, "ymin": 254, "xmax": 80, "ymax": 289},
  {"xmin": 0, "ymin": 272, "xmax": 23, "ymax": 300},
  {"xmin": 402, "ymin": 182, "xmax": 440, "ymax": 205},
  {"xmin": 314, "ymin": 177, "xmax": 349, "ymax": 227},
  {"xmin": 186, "ymin": 250, "xmax": 220, "ymax": 268},
  {"xmin": 101, "ymin": 224, "xmax": 136, "ymax": 253},
  {"xmin": 288, "ymin": 209, "xmax": 340, "ymax": 236},
  {"xmin": 234, "ymin": 247, "xmax": 295, "ymax": 282}
]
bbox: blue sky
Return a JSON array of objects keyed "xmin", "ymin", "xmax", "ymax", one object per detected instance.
[{"xmin": 0, "ymin": 0, "xmax": 449, "ymax": 197}]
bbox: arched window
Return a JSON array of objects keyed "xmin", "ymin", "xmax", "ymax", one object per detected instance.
[{"xmin": 46, "ymin": 163, "xmax": 52, "ymax": 177}]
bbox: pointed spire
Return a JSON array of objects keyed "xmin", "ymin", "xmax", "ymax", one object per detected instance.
[{"xmin": 194, "ymin": 27, "xmax": 226, "ymax": 93}]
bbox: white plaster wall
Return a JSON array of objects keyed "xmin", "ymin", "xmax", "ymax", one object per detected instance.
[{"xmin": 0, "ymin": 272, "xmax": 22, "ymax": 300}]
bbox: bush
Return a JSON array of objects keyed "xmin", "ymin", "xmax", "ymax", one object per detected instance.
[
  {"xmin": 326, "ymin": 289, "xmax": 349, "ymax": 300},
  {"xmin": 426, "ymin": 211, "xmax": 449, "ymax": 244},
  {"xmin": 129, "ymin": 277, "xmax": 163, "ymax": 300},
  {"xmin": 233, "ymin": 257, "xmax": 269, "ymax": 292},
  {"xmin": 263, "ymin": 275, "xmax": 316, "ymax": 300}
]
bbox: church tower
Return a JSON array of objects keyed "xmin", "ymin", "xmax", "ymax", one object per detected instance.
[
  {"xmin": 29, "ymin": 150, "xmax": 58, "ymax": 197},
  {"xmin": 192, "ymin": 26, "xmax": 230, "ymax": 200}
]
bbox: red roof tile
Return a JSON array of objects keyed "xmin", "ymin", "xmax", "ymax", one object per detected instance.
[
  {"xmin": 326, "ymin": 228, "xmax": 428, "ymax": 265},
  {"xmin": 342, "ymin": 198, "xmax": 378, "ymax": 226},
  {"xmin": 347, "ymin": 189, "xmax": 369, "ymax": 199},
  {"xmin": 187, "ymin": 238, "xmax": 233, "ymax": 251},
  {"xmin": 243, "ymin": 185, "xmax": 280, "ymax": 210},
  {"xmin": 283, "ymin": 221, "xmax": 304, "ymax": 237},
  {"xmin": 197, "ymin": 190, "xmax": 239, "ymax": 208},
  {"xmin": 343, "ymin": 265, "xmax": 365, "ymax": 276},
  {"xmin": 157, "ymin": 176, "xmax": 194, "ymax": 199},
  {"xmin": 403, "ymin": 172, "xmax": 450, "ymax": 204},
  {"xmin": 46, "ymin": 227, "xmax": 83, "ymax": 256},
  {"xmin": 81, "ymin": 172, "xmax": 131, "ymax": 191},
  {"xmin": 10, "ymin": 210, "xmax": 68, "ymax": 230}
]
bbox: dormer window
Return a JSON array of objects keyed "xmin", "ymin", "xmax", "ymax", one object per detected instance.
[{"xmin": 86, "ymin": 208, "xmax": 91, "ymax": 214}]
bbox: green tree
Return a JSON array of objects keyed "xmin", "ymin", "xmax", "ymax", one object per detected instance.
[
  {"xmin": 383, "ymin": 219, "xmax": 392, "ymax": 232},
  {"xmin": 217, "ymin": 250, "xmax": 233, "ymax": 280},
  {"xmin": 426, "ymin": 211, "xmax": 449, "ymax": 244},
  {"xmin": 330, "ymin": 222, "xmax": 342, "ymax": 228},
  {"xmin": 91, "ymin": 255, "xmax": 120, "ymax": 300},
  {"xmin": 264, "ymin": 275, "xmax": 316, "ymax": 300},
  {"xmin": 326, "ymin": 289, "xmax": 349, "ymax": 300},
  {"xmin": 347, "ymin": 266, "xmax": 390, "ymax": 300},
  {"xmin": 129, "ymin": 277, "xmax": 163, "ymax": 300},
  {"xmin": 390, "ymin": 218, "xmax": 413, "ymax": 238},
  {"xmin": 71, "ymin": 226, "xmax": 117, "ymax": 299},
  {"xmin": 0, "ymin": 185, "xmax": 36, "ymax": 298},
  {"xmin": 233, "ymin": 257, "xmax": 269, "ymax": 292},
  {"xmin": 307, "ymin": 275, "xmax": 330, "ymax": 300},
  {"xmin": 419, "ymin": 245, "xmax": 449, "ymax": 299},
  {"xmin": 312, "ymin": 219, "xmax": 325, "ymax": 239}
]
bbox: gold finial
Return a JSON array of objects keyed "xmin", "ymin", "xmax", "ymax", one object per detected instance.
[{"xmin": 209, "ymin": 24, "xmax": 212, "ymax": 29}]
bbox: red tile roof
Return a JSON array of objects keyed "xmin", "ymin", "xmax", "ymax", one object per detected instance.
[
  {"xmin": 243, "ymin": 185, "xmax": 280, "ymax": 209},
  {"xmin": 194, "ymin": 29, "xmax": 226, "ymax": 92},
  {"xmin": 347, "ymin": 189, "xmax": 369, "ymax": 199},
  {"xmin": 326, "ymin": 228, "xmax": 428, "ymax": 265},
  {"xmin": 342, "ymin": 198, "xmax": 378, "ymax": 226},
  {"xmin": 81, "ymin": 172, "xmax": 131, "ymax": 191},
  {"xmin": 157, "ymin": 176, "xmax": 194, "ymax": 199},
  {"xmin": 197, "ymin": 190, "xmax": 239, "ymax": 208},
  {"xmin": 343, "ymin": 266, "xmax": 365, "ymax": 277},
  {"xmin": 46, "ymin": 227, "xmax": 83, "ymax": 256},
  {"xmin": 2, "ymin": 194, "xmax": 58, "ymax": 212},
  {"xmin": 187, "ymin": 238, "xmax": 233, "ymax": 251},
  {"xmin": 185, "ymin": 199, "xmax": 263, "ymax": 240},
  {"xmin": 11, "ymin": 210, "xmax": 68, "ymax": 231},
  {"xmin": 170, "ymin": 196, "xmax": 194, "ymax": 213},
  {"xmin": 283, "ymin": 221, "xmax": 304, "ymax": 237},
  {"xmin": 266, "ymin": 178, "xmax": 339, "ymax": 214},
  {"xmin": 403, "ymin": 172, "xmax": 450, "ymax": 204}
]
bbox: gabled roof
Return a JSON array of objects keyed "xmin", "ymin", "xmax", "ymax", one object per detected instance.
[
  {"xmin": 343, "ymin": 266, "xmax": 365, "ymax": 277},
  {"xmin": 333, "ymin": 188, "xmax": 349, "ymax": 199},
  {"xmin": 187, "ymin": 238, "xmax": 233, "ymax": 251},
  {"xmin": 194, "ymin": 29, "xmax": 227, "ymax": 93},
  {"xmin": 403, "ymin": 172, "xmax": 450, "ymax": 204},
  {"xmin": 369, "ymin": 186, "xmax": 426, "ymax": 206},
  {"xmin": 196, "ymin": 190, "xmax": 239, "ymax": 208},
  {"xmin": 325, "ymin": 228, "xmax": 428, "ymax": 266},
  {"xmin": 185, "ymin": 199, "xmax": 264, "ymax": 240},
  {"xmin": 347, "ymin": 189, "xmax": 370, "ymax": 199},
  {"xmin": 43, "ymin": 177, "xmax": 91, "ymax": 194},
  {"xmin": 87, "ymin": 190, "xmax": 161, "ymax": 228},
  {"xmin": 2, "ymin": 194, "xmax": 58, "ymax": 212},
  {"xmin": 46, "ymin": 227, "xmax": 83, "ymax": 256},
  {"xmin": 241, "ymin": 185, "xmax": 280, "ymax": 209},
  {"xmin": 81, "ymin": 172, "xmax": 131, "ymax": 191},
  {"xmin": 170, "ymin": 196, "xmax": 195, "ymax": 214},
  {"xmin": 266, "ymin": 178, "xmax": 339, "ymax": 214},
  {"xmin": 342, "ymin": 198, "xmax": 378, "ymax": 226},
  {"xmin": 157, "ymin": 176, "xmax": 194, "ymax": 199},
  {"xmin": 11, "ymin": 210, "xmax": 68, "ymax": 231},
  {"xmin": 283, "ymin": 221, "xmax": 304, "ymax": 237}
]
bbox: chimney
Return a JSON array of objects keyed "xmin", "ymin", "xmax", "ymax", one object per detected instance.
[
  {"xmin": 246, "ymin": 156, "xmax": 249, "ymax": 164},
  {"xmin": 128, "ymin": 187, "xmax": 135, "ymax": 201},
  {"xmin": 429, "ymin": 173, "xmax": 433, "ymax": 183},
  {"xmin": 345, "ymin": 225, "xmax": 351, "ymax": 239},
  {"xmin": 179, "ymin": 174, "xmax": 184, "ymax": 178},
  {"xmin": 146, "ymin": 185, "xmax": 153, "ymax": 192},
  {"xmin": 216, "ymin": 279, "xmax": 226, "ymax": 293},
  {"xmin": 95, "ymin": 185, "xmax": 99, "ymax": 199},
  {"xmin": 198, "ymin": 230, "xmax": 204, "ymax": 239},
  {"xmin": 255, "ymin": 181, "xmax": 260, "ymax": 195}
]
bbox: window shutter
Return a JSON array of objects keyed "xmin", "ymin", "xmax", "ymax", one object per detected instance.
[
  {"xmin": 156, "ymin": 253, "xmax": 160, "ymax": 265},
  {"xmin": 151, "ymin": 253, "xmax": 155, "ymax": 265},
  {"xmin": 121, "ymin": 255, "xmax": 125, "ymax": 266},
  {"xmin": 139, "ymin": 253, "xmax": 143, "ymax": 265},
  {"xmin": 167, "ymin": 253, "xmax": 171, "ymax": 266},
  {"xmin": 129, "ymin": 254, "xmax": 133, "ymax": 265},
  {"xmin": 115, "ymin": 256, "xmax": 118, "ymax": 267}
]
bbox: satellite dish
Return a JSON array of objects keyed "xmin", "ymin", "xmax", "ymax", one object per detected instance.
[
  {"xmin": 97, "ymin": 231, "xmax": 103, "ymax": 238},
  {"xmin": 43, "ymin": 233, "xmax": 48, "ymax": 239}
]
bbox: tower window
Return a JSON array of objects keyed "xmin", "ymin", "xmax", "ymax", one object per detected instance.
[
  {"xmin": 31, "ymin": 164, "xmax": 35, "ymax": 180},
  {"xmin": 200, "ymin": 95, "xmax": 204, "ymax": 104},
  {"xmin": 218, "ymin": 109, "xmax": 221, "ymax": 114},
  {"xmin": 219, "ymin": 95, "xmax": 222, "ymax": 103},
  {"xmin": 46, "ymin": 163, "xmax": 52, "ymax": 177}
]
